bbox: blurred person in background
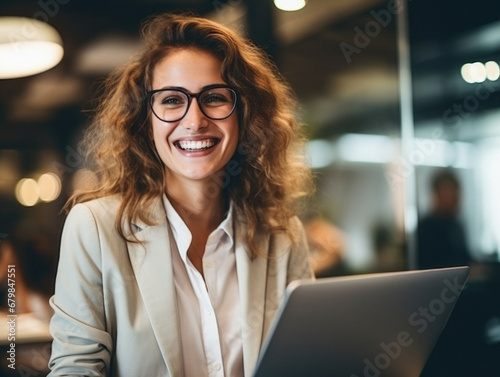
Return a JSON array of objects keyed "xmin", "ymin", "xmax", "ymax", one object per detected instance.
[
  {"xmin": 304, "ymin": 217, "xmax": 348, "ymax": 277},
  {"xmin": 48, "ymin": 12, "xmax": 314, "ymax": 377},
  {"xmin": 417, "ymin": 169, "xmax": 471, "ymax": 269}
]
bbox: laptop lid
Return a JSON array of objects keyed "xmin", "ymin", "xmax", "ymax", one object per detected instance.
[{"xmin": 252, "ymin": 266, "xmax": 469, "ymax": 377}]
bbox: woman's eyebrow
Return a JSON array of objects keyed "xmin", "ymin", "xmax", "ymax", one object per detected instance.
[
  {"xmin": 201, "ymin": 83, "xmax": 228, "ymax": 90},
  {"xmin": 154, "ymin": 83, "xmax": 228, "ymax": 91},
  {"xmin": 154, "ymin": 85, "xmax": 185, "ymax": 91}
]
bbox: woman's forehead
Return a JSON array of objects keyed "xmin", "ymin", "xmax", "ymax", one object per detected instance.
[{"xmin": 152, "ymin": 48, "xmax": 224, "ymax": 90}]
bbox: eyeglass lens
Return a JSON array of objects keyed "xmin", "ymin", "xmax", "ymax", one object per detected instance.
[{"xmin": 150, "ymin": 87, "xmax": 236, "ymax": 122}]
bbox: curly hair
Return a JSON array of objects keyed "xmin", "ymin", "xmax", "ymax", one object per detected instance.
[{"xmin": 66, "ymin": 12, "xmax": 313, "ymax": 257}]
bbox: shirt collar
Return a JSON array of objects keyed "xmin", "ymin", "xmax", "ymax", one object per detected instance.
[{"xmin": 218, "ymin": 200, "xmax": 235, "ymax": 246}]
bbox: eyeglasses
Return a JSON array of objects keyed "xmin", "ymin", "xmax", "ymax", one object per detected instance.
[{"xmin": 147, "ymin": 85, "xmax": 237, "ymax": 123}]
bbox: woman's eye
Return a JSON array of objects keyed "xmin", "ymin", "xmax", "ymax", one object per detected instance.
[
  {"xmin": 203, "ymin": 94, "xmax": 229, "ymax": 106},
  {"xmin": 161, "ymin": 96, "xmax": 183, "ymax": 105},
  {"xmin": 208, "ymin": 95, "xmax": 226, "ymax": 102}
]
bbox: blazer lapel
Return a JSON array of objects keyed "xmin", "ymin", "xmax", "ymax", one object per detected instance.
[
  {"xmin": 127, "ymin": 202, "xmax": 184, "ymax": 377},
  {"xmin": 235, "ymin": 217, "xmax": 270, "ymax": 376}
]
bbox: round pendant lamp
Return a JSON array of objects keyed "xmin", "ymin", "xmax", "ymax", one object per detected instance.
[
  {"xmin": 274, "ymin": 0, "xmax": 306, "ymax": 11},
  {"xmin": 0, "ymin": 17, "xmax": 64, "ymax": 79}
]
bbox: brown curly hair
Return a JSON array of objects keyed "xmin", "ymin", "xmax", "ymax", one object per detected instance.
[{"xmin": 66, "ymin": 12, "xmax": 313, "ymax": 256}]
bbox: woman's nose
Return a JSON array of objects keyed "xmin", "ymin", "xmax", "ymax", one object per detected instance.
[{"xmin": 179, "ymin": 99, "xmax": 208, "ymax": 131}]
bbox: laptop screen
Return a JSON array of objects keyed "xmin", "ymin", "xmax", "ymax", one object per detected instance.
[{"xmin": 252, "ymin": 266, "xmax": 469, "ymax": 377}]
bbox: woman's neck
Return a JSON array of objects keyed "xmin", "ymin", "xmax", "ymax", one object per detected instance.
[{"xmin": 165, "ymin": 175, "xmax": 226, "ymax": 232}]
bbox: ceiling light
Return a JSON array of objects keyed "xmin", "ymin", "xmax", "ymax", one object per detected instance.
[
  {"xmin": 461, "ymin": 62, "xmax": 486, "ymax": 83},
  {"xmin": 337, "ymin": 134, "xmax": 393, "ymax": 164},
  {"xmin": 15, "ymin": 178, "xmax": 39, "ymax": 207},
  {"xmin": 471, "ymin": 61, "xmax": 487, "ymax": 83},
  {"xmin": 274, "ymin": 0, "xmax": 306, "ymax": 12},
  {"xmin": 460, "ymin": 63, "xmax": 475, "ymax": 83},
  {"xmin": 461, "ymin": 61, "xmax": 500, "ymax": 83},
  {"xmin": 485, "ymin": 61, "xmax": 500, "ymax": 81},
  {"xmin": 0, "ymin": 17, "xmax": 64, "ymax": 79},
  {"xmin": 306, "ymin": 139, "xmax": 335, "ymax": 168},
  {"xmin": 38, "ymin": 172, "xmax": 61, "ymax": 202}
]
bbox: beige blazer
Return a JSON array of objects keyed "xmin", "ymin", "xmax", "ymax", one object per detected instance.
[{"xmin": 48, "ymin": 196, "xmax": 313, "ymax": 377}]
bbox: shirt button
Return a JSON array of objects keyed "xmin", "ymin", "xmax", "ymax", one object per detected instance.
[
  {"xmin": 213, "ymin": 362, "xmax": 221, "ymax": 371},
  {"xmin": 205, "ymin": 261, "xmax": 213, "ymax": 268}
]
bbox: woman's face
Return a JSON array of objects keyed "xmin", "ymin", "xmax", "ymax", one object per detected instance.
[{"xmin": 150, "ymin": 48, "xmax": 239, "ymax": 186}]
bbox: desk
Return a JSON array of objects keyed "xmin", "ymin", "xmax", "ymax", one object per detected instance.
[{"xmin": 0, "ymin": 311, "xmax": 52, "ymax": 377}]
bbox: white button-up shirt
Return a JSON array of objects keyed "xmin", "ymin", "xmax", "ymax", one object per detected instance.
[{"xmin": 163, "ymin": 196, "xmax": 243, "ymax": 377}]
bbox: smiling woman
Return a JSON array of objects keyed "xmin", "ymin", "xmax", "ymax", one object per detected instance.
[{"xmin": 48, "ymin": 12, "xmax": 314, "ymax": 377}]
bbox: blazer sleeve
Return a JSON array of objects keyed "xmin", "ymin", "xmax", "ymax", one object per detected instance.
[
  {"xmin": 48, "ymin": 203, "xmax": 113, "ymax": 376},
  {"xmin": 286, "ymin": 216, "xmax": 315, "ymax": 284}
]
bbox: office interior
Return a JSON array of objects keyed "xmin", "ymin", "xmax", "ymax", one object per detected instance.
[{"xmin": 0, "ymin": 0, "xmax": 499, "ymax": 375}]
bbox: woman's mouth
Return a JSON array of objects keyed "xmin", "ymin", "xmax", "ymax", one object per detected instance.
[{"xmin": 175, "ymin": 138, "xmax": 219, "ymax": 151}]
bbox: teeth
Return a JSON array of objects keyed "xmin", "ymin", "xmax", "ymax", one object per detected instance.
[{"xmin": 178, "ymin": 139, "xmax": 216, "ymax": 151}]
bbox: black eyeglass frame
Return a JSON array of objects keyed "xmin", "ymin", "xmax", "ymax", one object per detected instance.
[{"xmin": 146, "ymin": 84, "xmax": 238, "ymax": 123}]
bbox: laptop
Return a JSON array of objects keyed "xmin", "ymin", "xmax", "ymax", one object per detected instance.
[{"xmin": 252, "ymin": 266, "xmax": 469, "ymax": 377}]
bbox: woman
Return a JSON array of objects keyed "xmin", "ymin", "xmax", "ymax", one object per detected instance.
[{"xmin": 48, "ymin": 12, "xmax": 313, "ymax": 377}]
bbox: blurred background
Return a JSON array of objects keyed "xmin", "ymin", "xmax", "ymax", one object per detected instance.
[{"xmin": 0, "ymin": 0, "xmax": 499, "ymax": 375}]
